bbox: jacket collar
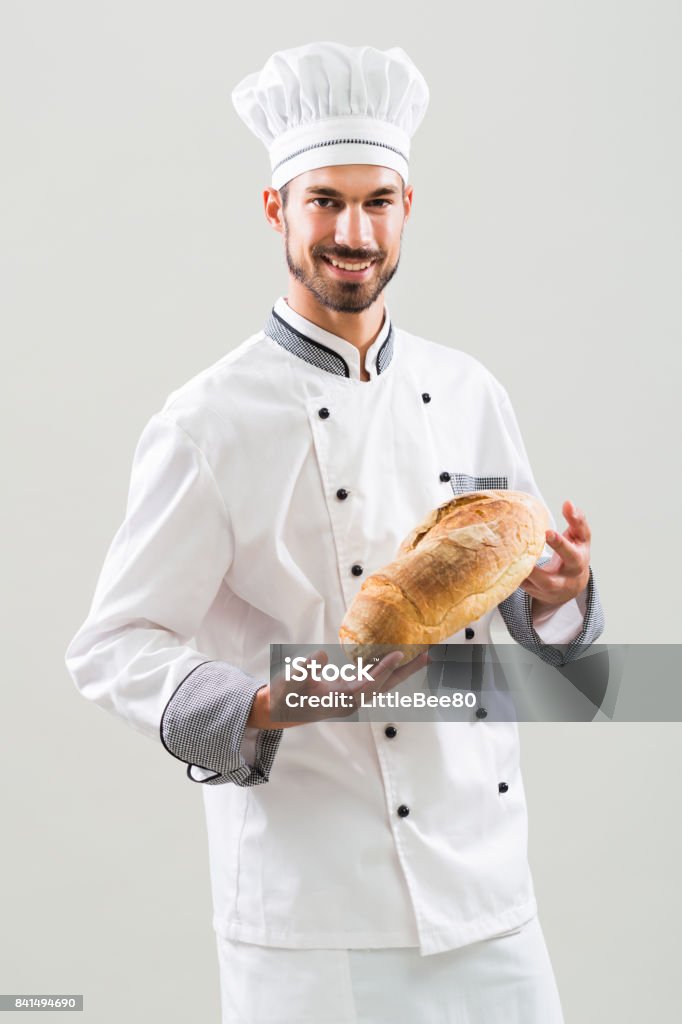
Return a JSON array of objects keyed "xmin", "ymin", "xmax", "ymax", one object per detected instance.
[{"xmin": 264, "ymin": 297, "xmax": 394, "ymax": 381}]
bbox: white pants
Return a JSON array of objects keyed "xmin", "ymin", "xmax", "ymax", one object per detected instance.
[{"xmin": 215, "ymin": 914, "xmax": 564, "ymax": 1024}]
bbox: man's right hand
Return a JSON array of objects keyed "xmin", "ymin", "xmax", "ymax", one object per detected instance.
[{"xmin": 247, "ymin": 648, "xmax": 429, "ymax": 730}]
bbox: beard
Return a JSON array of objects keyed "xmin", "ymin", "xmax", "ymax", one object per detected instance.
[{"xmin": 284, "ymin": 226, "xmax": 401, "ymax": 314}]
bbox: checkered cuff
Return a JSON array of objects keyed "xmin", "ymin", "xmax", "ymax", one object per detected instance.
[
  {"xmin": 160, "ymin": 661, "xmax": 283, "ymax": 786},
  {"xmin": 498, "ymin": 561, "xmax": 605, "ymax": 668}
]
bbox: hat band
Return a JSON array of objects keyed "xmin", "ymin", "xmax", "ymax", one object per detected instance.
[
  {"xmin": 272, "ymin": 136, "xmax": 408, "ymax": 177},
  {"xmin": 268, "ymin": 114, "xmax": 411, "ymax": 189},
  {"xmin": 271, "ymin": 139, "xmax": 410, "ymax": 189}
]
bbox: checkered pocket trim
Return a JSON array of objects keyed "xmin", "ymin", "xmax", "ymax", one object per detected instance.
[{"xmin": 449, "ymin": 473, "xmax": 508, "ymax": 495}]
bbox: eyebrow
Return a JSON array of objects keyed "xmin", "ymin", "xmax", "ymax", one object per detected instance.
[{"xmin": 303, "ymin": 185, "xmax": 401, "ymax": 198}]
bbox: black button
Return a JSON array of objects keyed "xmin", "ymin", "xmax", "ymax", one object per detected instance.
[
  {"xmin": 318, "ymin": 407, "xmax": 330, "ymax": 419},
  {"xmin": 351, "ymin": 564, "xmax": 363, "ymax": 577},
  {"xmin": 385, "ymin": 726, "xmax": 397, "ymax": 739},
  {"xmin": 336, "ymin": 488, "xmax": 349, "ymax": 500},
  {"xmin": 439, "ymin": 471, "xmax": 451, "ymax": 482},
  {"xmin": 397, "ymin": 804, "xmax": 410, "ymax": 818},
  {"xmin": 475, "ymin": 707, "xmax": 488, "ymax": 719},
  {"xmin": 465, "ymin": 627, "xmax": 475, "ymax": 640},
  {"xmin": 421, "ymin": 392, "xmax": 431, "ymax": 403},
  {"xmin": 498, "ymin": 782, "xmax": 509, "ymax": 793}
]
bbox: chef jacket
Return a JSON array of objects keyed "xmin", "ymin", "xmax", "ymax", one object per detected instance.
[{"xmin": 65, "ymin": 297, "xmax": 604, "ymax": 956}]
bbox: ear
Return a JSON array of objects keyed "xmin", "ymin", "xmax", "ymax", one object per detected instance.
[
  {"xmin": 263, "ymin": 188, "xmax": 285, "ymax": 234},
  {"xmin": 403, "ymin": 184, "xmax": 414, "ymax": 224}
]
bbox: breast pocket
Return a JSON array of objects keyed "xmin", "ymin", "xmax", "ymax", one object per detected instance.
[{"xmin": 449, "ymin": 472, "xmax": 508, "ymax": 494}]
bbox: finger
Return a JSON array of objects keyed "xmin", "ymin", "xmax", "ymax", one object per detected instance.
[
  {"xmin": 523, "ymin": 559, "xmax": 563, "ymax": 590},
  {"xmin": 562, "ymin": 500, "xmax": 592, "ymax": 543},
  {"xmin": 524, "ymin": 557, "xmax": 560, "ymax": 585},
  {"xmin": 304, "ymin": 648, "xmax": 329, "ymax": 669},
  {"xmin": 359, "ymin": 649, "xmax": 422, "ymax": 698},
  {"xmin": 342, "ymin": 651, "xmax": 401, "ymax": 700},
  {"xmin": 366, "ymin": 650, "xmax": 405, "ymax": 682},
  {"xmin": 352, "ymin": 647, "xmax": 405, "ymax": 688},
  {"xmin": 520, "ymin": 576, "xmax": 562, "ymax": 601},
  {"xmin": 545, "ymin": 530, "xmax": 583, "ymax": 570},
  {"xmin": 374, "ymin": 647, "xmax": 428, "ymax": 688},
  {"xmin": 377, "ymin": 650, "xmax": 429, "ymax": 691}
]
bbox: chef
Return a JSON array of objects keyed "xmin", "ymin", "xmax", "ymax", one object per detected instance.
[{"xmin": 65, "ymin": 42, "xmax": 604, "ymax": 1024}]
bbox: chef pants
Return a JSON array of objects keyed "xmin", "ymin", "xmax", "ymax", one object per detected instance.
[{"xmin": 215, "ymin": 914, "xmax": 564, "ymax": 1023}]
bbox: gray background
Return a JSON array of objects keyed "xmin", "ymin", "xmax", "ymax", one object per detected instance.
[{"xmin": 2, "ymin": 1, "xmax": 680, "ymax": 1021}]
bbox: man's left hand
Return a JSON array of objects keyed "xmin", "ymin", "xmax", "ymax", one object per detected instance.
[{"xmin": 520, "ymin": 499, "xmax": 591, "ymax": 616}]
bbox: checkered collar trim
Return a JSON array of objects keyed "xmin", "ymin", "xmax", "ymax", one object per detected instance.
[{"xmin": 263, "ymin": 299, "xmax": 394, "ymax": 379}]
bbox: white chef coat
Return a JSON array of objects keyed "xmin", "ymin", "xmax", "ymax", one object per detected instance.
[{"xmin": 65, "ymin": 296, "xmax": 604, "ymax": 957}]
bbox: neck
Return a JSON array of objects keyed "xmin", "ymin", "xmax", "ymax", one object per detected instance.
[{"xmin": 285, "ymin": 279, "xmax": 386, "ymax": 356}]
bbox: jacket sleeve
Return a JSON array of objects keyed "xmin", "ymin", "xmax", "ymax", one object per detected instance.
[
  {"xmin": 493, "ymin": 389, "xmax": 605, "ymax": 667},
  {"xmin": 64, "ymin": 411, "xmax": 283, "ymax": 786}
]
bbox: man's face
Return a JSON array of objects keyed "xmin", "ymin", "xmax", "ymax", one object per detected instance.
[{"xmin": 278, "ymin": 165, "xmax": 412, "ymax": 314}]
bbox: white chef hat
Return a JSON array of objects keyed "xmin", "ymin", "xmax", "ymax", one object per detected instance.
[{"xmin": 231, "ymin": 42, "xmax": 430, "ymax": 190}]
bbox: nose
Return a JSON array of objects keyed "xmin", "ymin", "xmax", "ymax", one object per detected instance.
[{"xmin": 333, "ymin": 203, "xmax": 374, "ymax": 252}]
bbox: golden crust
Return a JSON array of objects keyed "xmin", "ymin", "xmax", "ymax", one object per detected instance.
[{"xmin": 338, "ymin": 490, "xmax": 549, "ymax": 663}]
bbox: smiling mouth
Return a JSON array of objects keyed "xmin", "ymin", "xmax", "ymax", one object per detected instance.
[{"xmin": 320, "ymin": 255, "xmax": 377, "ymax": 275}]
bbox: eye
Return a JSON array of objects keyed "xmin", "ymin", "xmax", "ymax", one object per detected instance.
[{"xmin": 310, "ymin": 197, "xmax": 392, "ymax": 209}]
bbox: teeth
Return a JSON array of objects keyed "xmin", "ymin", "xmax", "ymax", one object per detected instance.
[{"xmin": 328, "ymin": 258, "xmax": 372, "ymax": 271}]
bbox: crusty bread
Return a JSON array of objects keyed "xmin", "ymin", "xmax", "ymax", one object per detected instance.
[{"xmin": 338, "ymin": 490, "xmax": 549, "ymax": 664}]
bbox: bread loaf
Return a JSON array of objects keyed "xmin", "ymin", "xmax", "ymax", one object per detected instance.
[{"xmin": 338, "ymin": 490, "xmax": 549, "ymax": 664}]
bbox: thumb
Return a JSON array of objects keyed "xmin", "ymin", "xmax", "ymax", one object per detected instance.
[{"xmin": 306, "ymin": 648, "xmax": 328, "ymax": 668}]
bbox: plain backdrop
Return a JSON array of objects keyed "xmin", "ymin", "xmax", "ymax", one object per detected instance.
[{"xmin": 2, "ymin": 1, "xmax": 681, "ymax": 1021}]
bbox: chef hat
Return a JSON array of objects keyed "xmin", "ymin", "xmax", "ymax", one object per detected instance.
[{"xmin": 231, "ymin": 42, "xmax": 430, "ymax": 190}]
